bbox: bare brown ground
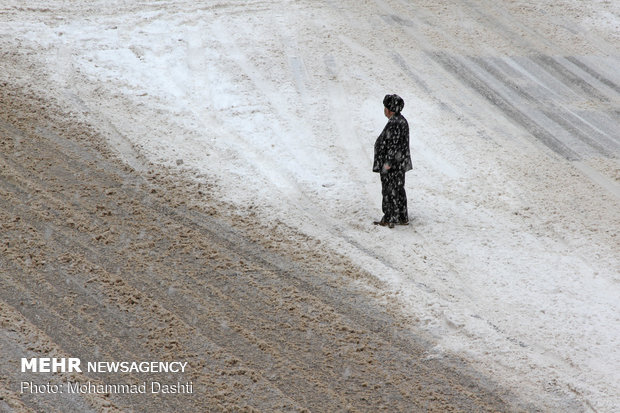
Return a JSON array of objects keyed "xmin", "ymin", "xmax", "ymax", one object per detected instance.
[{"xmin": 0, "ymin": 77, "xmax": 530, "ymax": 412}]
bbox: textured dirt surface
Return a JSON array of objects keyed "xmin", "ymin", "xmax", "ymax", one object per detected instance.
[{"xmin": 0, "ymin": 75, "xmax": 532, "ymax": 411}]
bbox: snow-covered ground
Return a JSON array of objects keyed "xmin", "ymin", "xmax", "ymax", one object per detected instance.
[{"xmin": 2, "ymin": 0, "xmax": 619, "ymax": 410}]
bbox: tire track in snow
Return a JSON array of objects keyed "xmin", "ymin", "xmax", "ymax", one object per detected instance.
[
  {"xmin": 428, "ymin": 51, "xmax": 620, "ymax": 201},
  {"xmin": 378, "ymin": 0, "xmax": 619, "ymax": 202},
  {"xmin": 530, "ymin": 55, "xmax": 612, "ymax": 106},
  {"xmin": 487, "ymin": 57, "xmax": 619, "ymax": 147},
  {"xmin": 469, "ymin": 56, "xmax": 619, "ymax": 158},
  {"xmin": 429, "ymin": 51, "xmax": 581, "ymax": 161},
  {"xmin": 565, "ymin": 56, "xmax": 620, "ymax": 96}
]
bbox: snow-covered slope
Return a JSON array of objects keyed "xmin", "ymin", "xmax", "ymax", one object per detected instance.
[{"xmin": 2, "ymin": 0, "xmax": 619, "ymax": 410}]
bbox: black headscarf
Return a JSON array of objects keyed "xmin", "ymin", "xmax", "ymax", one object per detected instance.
[{"xmin": 383, "ymin": 94, "xmax": 404, "ymax": 113}]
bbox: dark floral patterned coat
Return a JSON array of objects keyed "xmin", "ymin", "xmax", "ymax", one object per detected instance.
[{"xmin": 373, "ymin": 113, "xmax": 412, "ymax": 173}]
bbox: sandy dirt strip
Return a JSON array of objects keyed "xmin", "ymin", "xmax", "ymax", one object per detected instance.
[{"xmin": 0, "ymin": 74, "xmax": 534, "ymax": 411}]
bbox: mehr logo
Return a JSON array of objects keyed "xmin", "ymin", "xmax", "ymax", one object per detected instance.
[{"xmin": 21, "ymin": 358, "xmax": 82, "ymax": 373}]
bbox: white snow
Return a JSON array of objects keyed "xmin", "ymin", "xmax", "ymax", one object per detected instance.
[{"xmin": 2, "ymin": 0, "xmax": 619, "ymax": 410}]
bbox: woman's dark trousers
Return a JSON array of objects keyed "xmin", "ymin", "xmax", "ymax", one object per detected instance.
[{"xmin": 380, "ymin": 169, "xmax": 408, "ymax": 224}]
